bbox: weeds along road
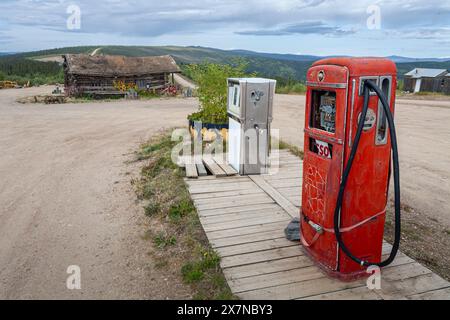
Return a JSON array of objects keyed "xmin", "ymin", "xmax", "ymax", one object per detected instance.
[
  {"xmin": 0, "ymin": 87, "xmax": 197, "ymax": 299},
  {"xmin": 273, "ymin": 94, "xmax": 450, "ymax": 228},
  {"xmin": 0, "ymin": 86, "xmax": 449, "ymax": 299}
]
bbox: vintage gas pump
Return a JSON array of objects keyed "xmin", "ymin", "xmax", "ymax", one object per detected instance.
[
  {"xmin": 300, "ymin": 58, "xmax": 401, "ymax": 280},
  {"xmin": 227, "ymin": 78, "xmax": 276, "ymax": 175}
]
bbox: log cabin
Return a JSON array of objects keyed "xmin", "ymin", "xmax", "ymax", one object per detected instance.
[{"xmin": 62, "ymin": 54, "xmax": 181, "ymax": 97}]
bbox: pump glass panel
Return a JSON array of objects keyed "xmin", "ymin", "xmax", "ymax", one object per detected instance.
[
  {"xmin": 228, "ymin": 83, "xmax": 241, "ymax": 117},
  {"xmin": 310, "ymin": 90, "xmax": 336, "ymax": 133},
  {"xmin": 376, "ymin": 78, "xmax": 391, "ymax": 145}
]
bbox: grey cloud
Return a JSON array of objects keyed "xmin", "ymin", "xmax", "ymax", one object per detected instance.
[
  {"xmin": 235, "ymin": 21, "xmax": 355, "ymax": 36},
  {"xmin": 0, "ymin": 0, "xmax": 448, "ymax": 40}
]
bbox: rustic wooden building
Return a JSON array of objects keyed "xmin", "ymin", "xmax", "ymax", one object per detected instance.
[
  {"xmin": 62, "ymin": 54, "xmax": 181, "ymax": 97},
  {"xmin": 404, "ymin": 68, "xmax": 450, "ymax": 94}
]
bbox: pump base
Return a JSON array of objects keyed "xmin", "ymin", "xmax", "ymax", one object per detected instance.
[{"xmin": 301, "ymin": 246, "xmax": 370, "ymax": 282}]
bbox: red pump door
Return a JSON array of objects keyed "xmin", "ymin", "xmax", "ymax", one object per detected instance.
[
  {"xmin": 300, "ymin": 58, "xmax": 396, "ymax": 280},
  {"xmin": 301, "ymin": 65, "xmax": 349, "ymax": 271}
]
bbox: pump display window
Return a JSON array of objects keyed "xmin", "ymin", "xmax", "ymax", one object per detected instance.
[{"xmin": 310, "ymin": 90, "xmax": 336, "ymax": 134}]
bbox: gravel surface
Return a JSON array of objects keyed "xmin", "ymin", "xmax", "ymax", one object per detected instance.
[
  {"xmin": 1, "ymin": 85, "xmax": 449, "ymax": 299},
  {"xmin": 0, "ymin": 86, "xmax": 196, "ymax": 299}
]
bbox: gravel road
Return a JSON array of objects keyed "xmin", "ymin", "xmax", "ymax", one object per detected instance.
[
  {"xmin": 1, "ymin": 86, "xmax": 449, "ymax": 299},
  {"xmin": 0, "ymin": 87, "xmax": 197, "ymax": 299}
]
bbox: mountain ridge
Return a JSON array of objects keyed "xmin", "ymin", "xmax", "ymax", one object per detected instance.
[{"xmin": 2, "ymin": 45, "xmax": 450, "ymax": 82}]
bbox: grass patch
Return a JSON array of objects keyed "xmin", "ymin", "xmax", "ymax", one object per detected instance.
[
  {"xmin": 133, "ymin": 129, "xmax": 235, "ymax": 300},
  {"xmin": 277, "ymin": 139, "xmax": 304, "ymax": 159},
  {"xmin": 153, "ymin": 232, "xmax": 177, "ymax": 248}
]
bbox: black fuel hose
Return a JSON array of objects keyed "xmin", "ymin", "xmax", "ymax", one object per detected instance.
[{"xmin": 333, "ymin": 79, "xmax": 401, "ymax": 268}]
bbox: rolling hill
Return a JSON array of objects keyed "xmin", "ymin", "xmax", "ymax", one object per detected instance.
[{"xmin": 2, "ymin": 45, "xmax": 450, "ymax": 83}]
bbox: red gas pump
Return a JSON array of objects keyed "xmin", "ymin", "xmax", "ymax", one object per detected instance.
[{"xmin": 300, "ymin": 57, "xmax": 401, "ymax": 280}]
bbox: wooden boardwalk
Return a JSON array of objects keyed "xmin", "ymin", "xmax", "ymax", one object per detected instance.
[{"xmin": 185, "ymin": 150, "xmax": 450, "ymax": 300}]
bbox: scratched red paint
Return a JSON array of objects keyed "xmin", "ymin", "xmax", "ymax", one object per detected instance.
[{"xmin": 300, "ymin": 58, "xmax": 397, "ymax": 280}]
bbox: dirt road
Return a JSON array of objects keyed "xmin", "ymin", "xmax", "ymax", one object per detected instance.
[
  {"xmin": 272, "ymin": 94, "xmax": 450, "ymax": 227},
  {"xmin": 0, "ymin": 87, "xmax": 197, "ymax": 299},
  {"xmin": 1, "ymin": 86, "xmax": 449, "ymax": 299}
]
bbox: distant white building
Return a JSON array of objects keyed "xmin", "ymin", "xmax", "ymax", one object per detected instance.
[{"xmin": 404, "ymin": 68, "xmax": 449, "ymax": 94}]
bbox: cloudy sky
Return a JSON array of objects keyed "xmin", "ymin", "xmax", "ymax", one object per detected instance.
[{"xmin": 0, "ymin": 0, "xmax": 449, "ymax": 57}]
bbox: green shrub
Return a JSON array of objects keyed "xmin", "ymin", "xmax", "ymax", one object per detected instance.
[
  {"xmin": 181, "ymin": 263, "xmax": 204, "ymax": 283},
  {"xmin": 186, "ymin": 60, "xmax": 254, "ymax": 124},
  {"xmin": 153, "ymin": 232, "xmax": 177, "ymax": 248},
  {"xmin": 181, "ymin": 250, "xmax": 220, "ymax": 284},
  {"xmin": 276, "ymin": 81, "xmax": 306, "ymax": 94},
  {"xmin": 169, "ymin": 199, "xmax": 195, "ymax": 221}
]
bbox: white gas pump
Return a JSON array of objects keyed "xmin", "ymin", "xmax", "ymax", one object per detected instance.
[{"xmin": 227, "ymin": 78, "xmax": 276, "ymax": 175}]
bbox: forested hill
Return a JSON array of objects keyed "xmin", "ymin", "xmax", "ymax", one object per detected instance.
[{"xmin": 1, "ymin": 45, "xmax": 449, "ymax": 85}]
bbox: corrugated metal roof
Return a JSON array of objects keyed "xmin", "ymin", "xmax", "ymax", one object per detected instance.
[{"xmin": 405, "ymin": 68, "xmax": 448, "ymax": 78}]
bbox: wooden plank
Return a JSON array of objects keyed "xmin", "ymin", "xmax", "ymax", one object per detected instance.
[
  {"xmin": 229, "ymin": 266, "xmax": 325, "ymax": 293},
  {"xmin": 234, "ymin": 250, "xmax": 409, "ymax": 300},
  {"xmin": 382, "ymin": 262, "xmax": 431, "ymax": 281},
  {"xmin": 228, "ymin": 249, "xmax": 406, "ymax": 296},
  {"xmin": 185, "ymin": 163, "xmax": 198, "ymax": 179},
  {"xmin": 279, "ymin": 165, "xmax": 303, "ymax": 171},
  {"xmin": 269, "ymin": 179, "xmax": 302, "ymax": 189},
  {"xmin": 186, "ymin": 178, "xmax": 251, "ymax": 192},
  {"xmin": 213, "ymin": 158, "xmax": 238, "ymax": 176},
  {"xmin": 196, "ymin": 163, "xmax": 208, "ymax": 176},
  {"xmin": 207, "ymin": 221, "xmax": 289, "ymax": 240},
  {"xmin": 202, "ymin": 213, "xmax": 289, "ymax": 232},
  {"xmin": 191, "ymin": 188, "xmax": 264, "ymax": 200},
  {"xmin": 276, "ymin": 186, "xmax": 302, "ymax": 197},
  {"xmin": 199, "ymin": 203, "xmax": 280, "ymax": 217},
  {"xmin": 277, "ymin": 187, "xmax": 302, "ymax": 198},
  {"xmin": 377, "ymin": 266, "xmax": 447, "ymax": 300},
  {"xmin": 190, "ymin": 174, "xmax": 244, "ymax": 181},
  {"xmin": 186, "ymin": 176, "xmax": 249, "ymax": 187},
  {"xmin": 195, "ymin": 195, "xmax": 274, "ymax": 211},
  {"xmin": 211, "ymin": 229, "xmax": 287, "ymax": 248},
  {"xmin": 184, "ymin": 153, "xmax": 450, "ymax": 300},
  {"xmin": 238, "ymin": 274, "xmax": 365, "ymax": 300},
  {"xmin": 203, "ymin": 157, "xmax": 227, "ymax": 177},
  {"xmin": 300, "ymin": 286, "xmax": 382, "ymax": 300},
  {"xmin": 201, "ymin": 208, "xmax": 286, "ymax": 225},
  {"xmin": 249, "ymin": 175, "xmax": 299, "ymax": 218},
  {"xmin": 194, "ymin": 193, "xmax": 273, "ymax": 206},
  {"xmin": 224, "ymin": 256, "xmax": 315, "ymax": 280},
  {"xmin": 221, "ymin": 246, "xmax": 303, "ymax": 269},
  {"xmin": 407, "ymin": 287, "xmax": 450, "ymax": 300},
  {"xmin": 287, "ymin": 197, "xmax": 301, "ymax": 207},
  {"xmin": 277, "ymin": 160, "xmax": 302, "ymax": 165},
  {"xmin": 263, "ymin": 174, "xmax": 302, "ymax": 182},
  {"xmin": 188, "ymin": 182, "xmax": 256, "ymax": 194},
  {"xmin": 218, "ymin": 238, "xmax": 298, "ymax": 257}
]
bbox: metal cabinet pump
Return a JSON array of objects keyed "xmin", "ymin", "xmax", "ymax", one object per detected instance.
[
  {"xmin": 300, "ymin": 58, "xmax": 401, "ymax": 280},
  {"xmin": 227, "ymin": 78, "xmax": 276, "ymax": 175}
]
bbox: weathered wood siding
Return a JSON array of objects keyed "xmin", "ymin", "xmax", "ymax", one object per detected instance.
[
  {"xmin": 64, "ymin": 72, "xmax": 170, "ymax": 97},
  {"xmin": 404, "ymin": 76, "xmax": 450, "ymax": 94}
]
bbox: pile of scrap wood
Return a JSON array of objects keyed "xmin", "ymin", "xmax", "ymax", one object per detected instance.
[
  {"xmin": 180, "ymin": 154, "xmax": 237, "ymax": 179},
  {"xmin": 17, "ymin": 95, "xmax": 66, "ymax": 104},
  {"xmin": 0, "ymin": 81, "xmax": 18, "ymax": 89}
]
